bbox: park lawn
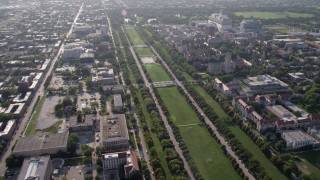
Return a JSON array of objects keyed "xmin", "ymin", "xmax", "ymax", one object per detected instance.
[
  {"xmin": 135, "ymin": 47, "xmax": 153, "ymax": 57},
  {"xmin": 137, "ymin": 90, "xmax": 173, "ymax": 180},
  {"xmin": 192, "ymin": 85, "xmax": 288, "ymax": 179},
  {"xmin": 24, "ymin": 96, "xmax": 46, "ymax": 136},
  {"xmin": 268, "ymin": 26, "xmax": 288, "ymax": 33},
  {"xmin": 234, "ymin": 11, "xmax": 313, "ymax": 19},
  {"xmin": 296, "ymin": 151, "xmax": 320, "ymax": 179},
  {"xmin": 158, "ymin": 87, "xmax": 240, "ymax": 179},
  {"xmin": 193, "ymin": 85, "xmax": 228, "ymax": 118},
  {"xmin": 125, "ymin": 27, "xmax": 146, "ymax": 46},
  {"xmin": 144, "ymin": 63, "xmax": 172, "ymax": 82},
  {"xmin": 182, "ymin": 72, "xmax": 193, "ymax": 81}
]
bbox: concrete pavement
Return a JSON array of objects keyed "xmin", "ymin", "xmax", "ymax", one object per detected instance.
[{"xmin": 150, "ymin": 45, "xmax": 256, "ymax": 180}]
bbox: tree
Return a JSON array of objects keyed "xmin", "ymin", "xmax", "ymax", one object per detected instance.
[
  {"xmin": 77, "ymin": 112, "xmax": 83, "ymax": 123},
  {"xmin": 81, "ymin": 144, "xmax": 94, "ymax": 157},
  {"xmin": 78, "ymin": 82, "xmax": 84, "ymax": 91}
]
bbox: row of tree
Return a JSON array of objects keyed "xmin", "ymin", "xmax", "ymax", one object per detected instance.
[{"xmin": 131, "ymin": 86, "xmax": 188, "ymax": 179}]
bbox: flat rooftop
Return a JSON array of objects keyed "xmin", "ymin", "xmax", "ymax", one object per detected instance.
[
  {"xmin": 101, "ymin": 114, "xmax": 129, "ymax": 142},
  {"xmin": 18, "ymin": 155, "xmax": 50, "ymax": 180},
  {"xmin": 13, "ymin": 132, "xmax": 69, "ymax": 153},
  {"xmin": 282, "ymin": 130, "xmax": 316, "ymax": 142},
  {"xmin": 68, "ymin": 114, "xmax": 95, "ymax": 128},
  {"xmin": 113, "ymin": 94, "xmax": 123, "ymax": 107},
  {"xmin": 243, "ymin": 74, "xmax": 288, "ymax": 87}
]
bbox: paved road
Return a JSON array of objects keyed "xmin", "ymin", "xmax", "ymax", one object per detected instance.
[
  {"xmin": 0, "ymin": 3, "xmax": 84, "ymax": 175},
  {"xmin": 150, "ymin": 46, "xmax": 256, "ymax": 180},
  {"xmin": 122, "ymin": 26, "xmax": 195, "ymax": 180}
]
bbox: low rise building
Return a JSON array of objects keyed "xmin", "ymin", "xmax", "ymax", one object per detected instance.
[
  {"xmin": 5, "ymin": 103, "xmax": 26, "ymax": 118},
  {"xmin": 113, "ymin": 94, "xmax": 123, "ymax": 112},
  {"xmin": 242, "ymin": 74, "xmax": 290, "ymax": 96},
  {"xmin": 17, "ymin": 156, "xmax": 52, "ymax": 180},
  {"xmin": 13, "ymin": 132, "xmax": 69, "ymax": 157},
  {"xmin": 102, "ymin": 150, "xmax": 139, "ymax": 178},
  {"xmin": 282, "ymin": 130, "xmax": 318, "ymax": 150},
  {"xmin": 12, "ymin": 92, "xmax": 32, "ymax": 104},
  {"xmin": 102, "ymin": 85, "xmax": 124, "ymax": 95},
  {"xmin": 101, "ymin": 114, "xmax": 129, "ymax": 151},
  {"xmin": 68, "ymin": 114, "xmax": 96, "ymax": 132},
  {"xmin": 0, "ymin": 120, "xmax": 17, "ymax": 141}
]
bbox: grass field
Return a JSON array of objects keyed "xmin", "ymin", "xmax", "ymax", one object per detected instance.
[
  {"xmin": 296, "ymin": 151, "xmax": 320, "ymax": 179},
  {"xmin": 144, "ymin": 63, "xmax": 172, "ymax": 82},
  {"xmin": 24, "ymin": 96, "xmax": 46, "ymax": 136},
  {"xmin": 125, "ymin": 27, "xmax": 146, "ymax": 46},
  {"xmin": 135, "ymin": 47, "xmax": 153, "ymax": 57},
  {"xmin": 192, "ymin": 85, "xmax": 288, "ymax": 180},
  {"xmin": 234, "ymin": 11, "xmax": 314, "ymax": 19},
  {"xmin": 137, "ymin": 90, "xmax": 173, "ymax": 180},
  {"xmin": 158, "ymin": 87, "xmax": 240, "ymax": 179}
]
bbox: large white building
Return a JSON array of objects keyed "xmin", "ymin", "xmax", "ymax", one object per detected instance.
[
  {"xmin": 102, "ymin": 150, "xmax": 139, "ymax": 178},
  {"xmin": 208, "ymin": 13, "xmax": 233, "ymax": 31},
  {"xmin": 207, "ymin": 52, "xmax": 236, "ymax": 75},
  {"xmin": 242, "ymin": 74, "xmax": 290, "ymax": 95},
  {"xmin": 282, "ymin": 130, "xmax": 318, "ymax": 150}
]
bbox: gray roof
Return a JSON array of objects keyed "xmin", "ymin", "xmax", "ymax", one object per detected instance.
[
  {"xmin": 17, "ymin": 155, "xmax": 50, "ymax": 180},
  {"xmin": 101, "ymin": 114, "xmax": 129, "ymax": 142},
  {"xmin": 13, "ymin": 132, "xmax": 69, "ymax": 154},
  {"xmin": 113, "ymin": 94, "xmax": 123, "ymax": 107},
  {"xmin": 68, "ymin": 114, "xmax": 95, "ymax": 128}
]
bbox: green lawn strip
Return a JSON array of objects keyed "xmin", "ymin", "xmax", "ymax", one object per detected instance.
[
  {"xmin": 137, "ymin": 90, "xmax": 173, "ymax": 180},
  {"xmin": 193, "ymin": 85, "xmax": 228, "ymax": 118},
  {"xmin": 192, "ymin": 85, "xmax": 288, "ymax": 179},
  {"xmin": 24, "ymin": 96, "xmax": 46, "ymax": 136},
  {"xmin": 296, "ymin": 151, "xmax": 320, "ymax": 178},
  {"xmin": 144, "ymin": 63, "xmax": 172, "ymax": 82},
  {"xmin": 234, "ymin": 12, "xmax": 313, "ymax": 19},
  {"xmin": 135, "ymin": 47, "xmax": 153, "ymax": 57},
  {"xmin": 180, "ymin": 125, "xmax": 240, "ymax": 180},
  {"xmin": 182, "ymin": 71, "xmax": 193, "ymax": 81},
  {"xmin": 158, "ymin": 87, "xmax": 240, "ymax": 179},
  {"xmin": 125, "ymin": 28, "xmax": 146, "ymax": 46}
]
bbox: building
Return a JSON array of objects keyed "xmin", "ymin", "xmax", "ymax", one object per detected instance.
[
  {"xmin": 267, "ymin": 105, "xmax": 296, "ymax": 122},
  {"xmin": 92, "ymin": 67, "xmax": 115, "ymax": 86},
  {"xmin": 5, "ymin": 103, "xmax": 26, "ymax": 118},
  {"xmin": 68, "ymin": 114, "xmax": 96, "ymax": 132},
  {"xmin": 17, "ymin": 156, "xmax": 52, "ymax": 180},
  {"xmin": 101, "ymin": 114, "xmax": 129, "ymax": 150},
  {"xmin": 288, "ymin": 72, "xmax": 305, "ymax": 82},
  {"xmin": 101, "ymin": 25, "xmax": 108, "ymax": 37},
  {"xmin": 113, "ymin": 94, "xmax": 123, "ymax": 112},
  {"xmin": 207, "ymin": 52, "xmax": 236, "ymax": 75},
  {"xmin": 12, "ymin": 92, "xmax": 32, "ymax": 104},
  {"xmin": 13, "ymin": 132, "xmax": 69, "ymax": 157},
  {"xmin": 73, "ymin": 25, "xmax": 93, "ymax": 35},
  {"xmin": 239, "ymin": 20, "xmax": 262, "ymax": 33},
  {"xmin": 102, "ymin": 85, "xmax": 124, "ymax": 95},
  {"xmin": 61, "ymin": 47, "xmax": 84, "ymax": 60},
  {"xmin": 282, "ymin": 130, "xmax": 318, "ymax": 150},
  {"xmin": 79, "ymin": 52, "xmax": 94, "ymax": 64},
  {"xmin": 0, "ymin": 120, "xmax": 17, "ymax": 141},
  {"xmin": 204, "ymin": 24, "xmax": 217, "ymax": 36},
  {"xmin": 208, "ymin": 13, "xmax": 233, "ymax": 31},
  {"xmin": 102, "ymin": 150, "xmax": 139, "ymax": 178},
  {"xmin": 242, "ymin": 74, "xmax": 290, "ymax": 95}
]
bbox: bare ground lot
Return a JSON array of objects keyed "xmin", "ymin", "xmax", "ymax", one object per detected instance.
[{"xmin": 36, "ymin": 96, "xmax": 62, "ymax": 130}]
